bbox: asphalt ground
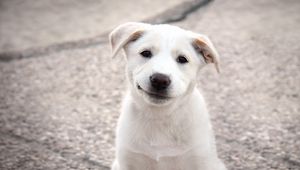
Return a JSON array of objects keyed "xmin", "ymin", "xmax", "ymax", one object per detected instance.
[
  {"xmin": 0, "ymin": 0, "xmax": 184, "ymax": 52},
  {"xmin": 0, "ymin": 0, "xmax": 299, "ymax": 169}
]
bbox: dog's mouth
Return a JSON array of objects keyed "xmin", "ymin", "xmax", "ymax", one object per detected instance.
[{"xmin": 137, "ymin": 84, "xmax": 171, "ymax": 100}]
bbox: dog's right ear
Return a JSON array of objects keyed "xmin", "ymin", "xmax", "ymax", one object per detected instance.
[{"xmin": 109, "ymin": 22, "xmax": 149, "ymax": 58}]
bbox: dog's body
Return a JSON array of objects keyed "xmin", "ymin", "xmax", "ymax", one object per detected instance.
[{"xmin": 110, "ymin": 22, "xmax": 226, "ymax": 170}]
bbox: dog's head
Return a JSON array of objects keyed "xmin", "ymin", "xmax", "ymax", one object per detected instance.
[{"xmin": 109, "ymin": 22, "xmax": 220, "ymax": 106}]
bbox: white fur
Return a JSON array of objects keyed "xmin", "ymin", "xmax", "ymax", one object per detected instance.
[{"xmin": 110, "ymin": 22, "xmax": 227, "ymax": 170}]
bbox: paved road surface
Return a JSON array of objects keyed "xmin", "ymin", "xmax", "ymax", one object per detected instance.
[
  {"xmin": 0, "ymin": 0, "xmax": 299, "ymax": 169},
  {"xmin": 0, "ymin": 0, "xmax": 184, "ymax": 52}
]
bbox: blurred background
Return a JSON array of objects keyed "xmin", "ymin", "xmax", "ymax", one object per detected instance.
[{"xmin": 0, "ymin": 0, "xmax": 299, "ymax": 170}]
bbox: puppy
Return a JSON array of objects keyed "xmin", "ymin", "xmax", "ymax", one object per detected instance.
[{"xmin": 109, "ymin": 22, "xmax": 226, "ymax": 170}]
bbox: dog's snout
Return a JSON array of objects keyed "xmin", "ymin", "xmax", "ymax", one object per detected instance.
[{"xmin": 150, "ymin": 73, "xmax": 171, "ymax": 91}]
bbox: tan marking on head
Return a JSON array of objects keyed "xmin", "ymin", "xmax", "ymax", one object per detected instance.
[
  {"xmin": 192, "ymin": 38, "xmax": 220, "ymax": 73},
  {"xmin": 130, "ymin": 30, "xmax": 144, "ymax": 42},
  {"xmin": 109, "ymin": 22, "xmax": 149, "ymax": 58}
]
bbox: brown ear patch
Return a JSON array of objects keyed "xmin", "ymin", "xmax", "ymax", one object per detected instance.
[
  {"xmin": 122, "ymin": 30, "xmax": 144, "ymax": 49},
  {"xmin": 110, "ymin": 28, "xmax": 143, "ymax": 50},
  {"xmin": 129, "ymin": 30, "xmax": 144, "ymax": 42},
  {"xmin": 192, "ymin": 38, "xmax": 214, "ymax": 64},
  {"xmin": 192, "ymin": 38, "xmax": 220, "ymax": 73},
  {"xmin": 110, "ymin": 29, "xmax": 144, "ymax": 58}
]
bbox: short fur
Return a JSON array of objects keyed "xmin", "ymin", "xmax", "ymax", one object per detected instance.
[{"xmin": 110, "ymin": 22, "xmax": 227, "ymax": 170}]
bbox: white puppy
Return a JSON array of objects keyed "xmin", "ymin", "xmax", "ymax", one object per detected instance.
[{"xmin": 110, "ymin": 22, "xmax": 226, "ymax": 170}]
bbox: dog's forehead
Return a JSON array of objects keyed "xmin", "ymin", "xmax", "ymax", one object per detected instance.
[
  {"xmin": 152, "ymin": 24, "xmax": 186, "ymax": 33},
  {"xmin": 139, "ymin": 24, "xmax": 190, "ymax": 48},
  {"xmin": 150, "ymin": 25, "xmax": 187, "ymax": 39}
]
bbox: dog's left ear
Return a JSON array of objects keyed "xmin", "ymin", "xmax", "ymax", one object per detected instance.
[
  {"xmin": 190, "ymin": 34, "xmax": 220, "ymax": 73},
  {"xmin": 109, "ymin": 22, "xmax": 150, "ymax": 58}
]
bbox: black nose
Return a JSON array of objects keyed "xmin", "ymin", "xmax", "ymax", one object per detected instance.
[{"xmin": 150, "ymin": 73, "xmax": 171, "ymax": 91}]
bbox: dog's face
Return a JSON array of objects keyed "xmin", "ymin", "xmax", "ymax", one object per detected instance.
[{"xmin": 110, "ymin": 23, "xmax": 219, "ymax": 106}]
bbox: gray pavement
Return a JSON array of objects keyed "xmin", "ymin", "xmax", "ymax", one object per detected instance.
[
  {"xmin": 0, "ymin": 0, "xmax": 184, "ymax": 52},
  {"xmin": 0, "ymin": 0, "xmax": 300, "ymax": 170}
]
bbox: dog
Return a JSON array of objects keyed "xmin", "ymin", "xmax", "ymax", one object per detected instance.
[{"xmin": 109, "ymin": 22, "xmax": 227, "ymax": 170}]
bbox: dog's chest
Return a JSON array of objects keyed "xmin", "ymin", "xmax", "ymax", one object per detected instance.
[
  {"xmin": 146, "ymin": 141, "xmax": 192, "ymax": 161},
  {"xmin": 129, "ymin": 120, "xmax": 193, "ymax": 161}
]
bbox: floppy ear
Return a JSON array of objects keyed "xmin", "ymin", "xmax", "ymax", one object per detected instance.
[
  {"xmin": 109, "ymin": 22, "xmax": 150, "ymax": 58},
  {"xmin": 191, "ymin": 34, "xmax": 220, "ymax": 73}
]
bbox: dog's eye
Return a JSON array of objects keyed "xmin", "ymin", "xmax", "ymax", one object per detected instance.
[
  {"xmin": 176, "ymin": 55, "xmax": 188, "ymax": 64},
  {"xmin": 140, "ymin": 50, "xmax": 152, "ymax": 58}
]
